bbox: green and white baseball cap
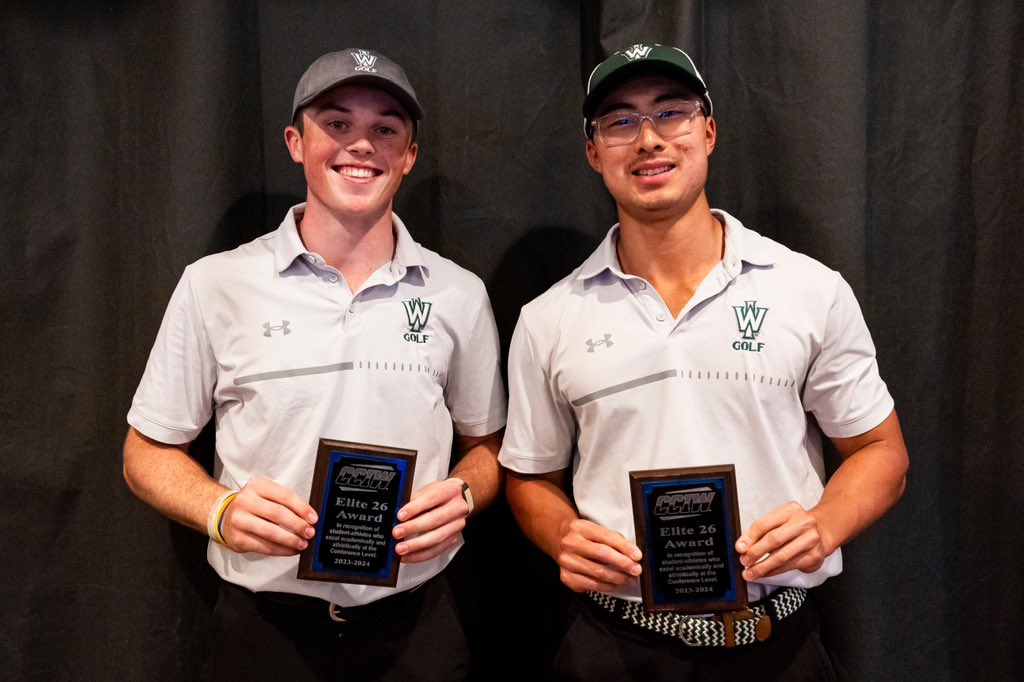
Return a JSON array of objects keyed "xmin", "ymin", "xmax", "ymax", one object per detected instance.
[{"xmin": 583, "ymin": 44, "xmax": 713, "ymax": 135}]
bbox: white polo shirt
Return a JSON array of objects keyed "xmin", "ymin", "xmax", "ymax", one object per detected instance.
[
  {"xmin": 499, "ymin": 209, "xmax": 894, "ymax": 602},
  {"xmin": 129, "ymin": 204, "xmax": 507, "ymax": 606}
]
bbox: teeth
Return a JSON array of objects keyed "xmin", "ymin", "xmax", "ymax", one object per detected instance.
[
  {"xmin": 635, "ymin": 165, "xmax": 672, "ymax": 176},
  {"xmin": 339, "ymin": 166, "xmax": 376, "ymax": 178}
]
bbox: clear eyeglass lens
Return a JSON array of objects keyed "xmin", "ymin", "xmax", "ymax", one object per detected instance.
[{"xmin": 594, "ymin": 102, "xmax": 701, "ymax": 146}]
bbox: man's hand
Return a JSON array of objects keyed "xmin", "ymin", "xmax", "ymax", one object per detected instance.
[
  {"xmin": 555, "ymin": 518, "xmax": 642, "ymax": 593},
  {"xmin": 736, "ymin": 410, "xmax": 909, "ymax": 582},
  {"xmin": 735, "ymin": 502, "xmax": 832, "ymax": 581},
  {"xmin": 392, "ymin": 478, "xmax": 468, "ymax": 564},
  {"xmin": 220, "ymin": 477, "xmax": 318, "ymax": 556}
]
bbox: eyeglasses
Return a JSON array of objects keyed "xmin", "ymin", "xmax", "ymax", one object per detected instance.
[{"xmin": 590, "ymin": 100, "xmax": 705, "ymax": 147}]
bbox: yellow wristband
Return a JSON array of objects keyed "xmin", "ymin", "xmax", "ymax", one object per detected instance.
[{"xmin": 206, "ymin": 490, "xmax": 239, "ymax": 545}]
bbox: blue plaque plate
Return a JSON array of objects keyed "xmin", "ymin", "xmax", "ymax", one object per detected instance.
[
  {"xmin": 629, "ymin": 465, "xmax": 747, "ymax": 613},
  {"xmin": 297, "ymin": 439, "xmax": 416, "ymax": 586}
]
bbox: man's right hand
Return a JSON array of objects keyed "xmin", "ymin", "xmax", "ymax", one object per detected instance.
[
  {"xmin": 219, "ymin": 477, "xmax": 318, "ymax": 556},
  {"xmin": 556, "ymin": 518, "xmax": 643, "ymax": 593}
]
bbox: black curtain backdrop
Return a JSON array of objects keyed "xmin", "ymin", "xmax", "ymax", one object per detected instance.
[{"xmin": 1, "ymin": 1, "xmax": 1021, "ymax": 680}]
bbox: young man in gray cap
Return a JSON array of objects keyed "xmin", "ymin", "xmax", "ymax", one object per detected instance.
[
  {"xmin": 124, "ymin": 49, "xmax": 505, "ymax": 679},
  {"xmin": 500, "ymin": 43, "xmax": 908, "ymax": 679}
]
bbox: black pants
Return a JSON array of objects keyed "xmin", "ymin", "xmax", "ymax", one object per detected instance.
[
  {"xmin": 201, "ymin": 569, "xmax": 470, "ymax": 681},
  {"xmin": 552, "ymin": 593, "xmax": 837, "ymax": 682}
]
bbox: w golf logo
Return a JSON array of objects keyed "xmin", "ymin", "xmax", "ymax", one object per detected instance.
[
  {"xmin": 623, "ymin": 44, "xmax": 653, "ymax": 61},
  {"xmin": 403, "ymin": 298, "xmax": 432, "ymax": 332},
  {"xmin": 402, "ymin": 298, "xmax": 432, "ymax": 344},
  {"xmin": 351, "ymin": 50, "xmax": 378, "ymax": 72},
  {"xmin": 732, "ymin": 300, "xmax": 768, "ymax": 353}
]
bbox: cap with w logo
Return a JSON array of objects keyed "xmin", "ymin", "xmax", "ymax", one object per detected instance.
[
  {"xmin": 582, "ymin": 43, "xmax": 713, "ymax": 134},
  {"xmin": 291, "ymin": 48, "xmax": 424, "ymax": 124}
]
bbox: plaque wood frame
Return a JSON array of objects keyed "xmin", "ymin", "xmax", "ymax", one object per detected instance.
[
  {"xmin": 297, "ymin": 439, "xmax": 416, "ymax": 586},
  {"xmin": 629, "ymin": 464, "xmax": 747, "ymax": 613}
]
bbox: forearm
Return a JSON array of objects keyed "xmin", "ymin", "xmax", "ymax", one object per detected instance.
[
  {"xmin": 812, "ymin": 445, "xmax": 907, "ymax": 553},
  {"xmin": 450, "ymin": 430, "xmax": 504, "ymax": 516},
  {"xmin": 123, "ymin": 426, "xmax": 226, "ymax": 534},
  {"xmin": 813, "ymin": 410, "xmax": 909, "ymax": 552},
  {"xmin": 505, "ymin": 469, "xmax": 579, "ymax": 561}
]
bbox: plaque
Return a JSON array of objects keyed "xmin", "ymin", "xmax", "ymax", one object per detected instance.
[
  {"xmin": 297, "ymin": 439, "xmax": 416, "ymax": 586},
  {"xmin": 629, "ymin": 465, "xmax": 747, "ymax": 613}
]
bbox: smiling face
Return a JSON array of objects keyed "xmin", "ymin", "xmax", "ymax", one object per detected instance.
[
  {"xmin": 586, "ymin": 74, "xmax": 716, "ymax": 224},
  {"xmin": 284, "ymin": 84, "xmax": 418, "ymax": 225}
]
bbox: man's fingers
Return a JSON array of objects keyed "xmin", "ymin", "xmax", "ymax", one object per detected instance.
[
  {"xmin": 219, "ymin": 477, "xmax": 320, "ymax": 554},
  {"xmin": 223, "ymin": 504, "xmax": 311, "ymax": 552},
  {"xmin": 228, "ymin": 527, "xmax": 305, "ymax": 556},
  {"xmin": 395, "ymin": 517, "xmax": 466, "ymax": 558},
  {"xmin": 552, "ymin": 519, "xmax": 643, "ymax": 593},
  {"xmin": 569, "ymin": 519, "xmax": 643, "ymax": 565},
  {"xmin": 396, "ymin": 479, "xmax": 463, "ymax": 523},
  {"xmin": 398, "ymin": 532, "xmax": 462, "ymax": 564},
  {"xmin": 559, "ymin": 551, "xmax": 639, "ymax": 588},
  {"xmin": 560, "ymin": 568, "xmax": 629, "ymax": 594},
  {"xmin": 245, "ymin": 477, "xmax": 318, "ymax": 524}
]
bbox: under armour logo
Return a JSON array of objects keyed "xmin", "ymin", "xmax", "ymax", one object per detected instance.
[
  {"xmin": 585, "ymin": 334, "xmax": 614, "ymax": 353},
  {"xmin": 263, "ymin": 321, "xmax": 291, "ymax": 337}
]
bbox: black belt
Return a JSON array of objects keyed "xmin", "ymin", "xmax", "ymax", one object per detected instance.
[
  {"xmin": 248, "ymin": 579, "xmax": 430, "ymax": 624},
  {"xmin": 586, "ymin": 587, "xmax": 807, "ymax": 648}
]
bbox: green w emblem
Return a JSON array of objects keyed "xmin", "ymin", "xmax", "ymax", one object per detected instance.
[
  {"xmin": 733, "ymin": 300, "xmax": 768, "ymax": 340},
  {"xmin": 403, "ymin": 298, "xmax": 433, "ymax": 333}
]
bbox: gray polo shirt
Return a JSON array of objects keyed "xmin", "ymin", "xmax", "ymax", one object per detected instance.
[
  {"xmin": 500, "ymin": 209, "xmax": 893, "ymax": 601},
  {"xmin": 130, "ymin": 204, "xmax": 506, "ymax": 605}
]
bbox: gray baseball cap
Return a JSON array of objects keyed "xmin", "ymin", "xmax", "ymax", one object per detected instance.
[
  {"xmin": 291, "ymin": 49, "xmax": 424, "ymax": 124},
  {"xmin": 583, "ymin": 44, "xmax": 712, "ymax": 135}
]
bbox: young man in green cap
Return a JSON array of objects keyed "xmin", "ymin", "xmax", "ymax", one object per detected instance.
[
  {"xmin": 124, "ymin": 48, "xmax": 505, "ymax": 679},
  {"xmin": 500, "ymin": 43, "xmax": 908, "ymax": 679}
]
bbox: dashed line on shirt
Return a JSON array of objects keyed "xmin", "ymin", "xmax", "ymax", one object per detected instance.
[
  {"xmin": 356, "ymin": 359, "xmax": 443, "ymax": 378},
  {"xmin": 682, "ymin": 369, "xmax": 796, "ymax": 388},
  {"xmin": 569, "ymin": 368, "xmax": 796, "ymax": 406}
]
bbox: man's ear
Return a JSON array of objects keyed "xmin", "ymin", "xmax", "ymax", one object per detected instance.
[
  {"xmin": 403, "ymin": 142, "xmax": 419, "ymax": 175},
  {"xmin": 704, "ymin": 116, "xmax": 717, "ymax": 157},
  {"xmin": 284, "ymin": 126, "xmax": 304, "ymax": 165},
  {"xmin": 586, "ymin": 139, "xmax": 603, "ymax": 174}
]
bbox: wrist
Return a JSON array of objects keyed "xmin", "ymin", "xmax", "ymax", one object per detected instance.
[
  {"xmin": 206, "ymin": 489, "xmax": 239, "ymax": 545},
  {"xmin": 449, "ymin": 477, "xmax": 474, "ymax": 516}
]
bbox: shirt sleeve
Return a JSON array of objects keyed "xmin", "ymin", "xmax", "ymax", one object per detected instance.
[
  {"xmin": 498, "ymin": 308, "xmax": 577, "ymax": 473},
  {"xmin": 127, "ymin": 266, "xmax": 218, "ymax": 444},
  {"xmin": 444, "ymin": 281, "xmax": 507, "ymax": 437},
  {"xmin": 802, "ymin": 273, "xmax": 894, "ymax": 439}
]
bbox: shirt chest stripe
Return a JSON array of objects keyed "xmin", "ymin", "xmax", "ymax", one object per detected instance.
[
  {"xmin": 570, "ymin": 369, "xmax": 678, "ymax": 407},
  {"xmin": 234, "ymin": 362, "xmax": 355, "ymax": 386}
]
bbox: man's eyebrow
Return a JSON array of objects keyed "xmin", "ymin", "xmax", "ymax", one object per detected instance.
[
  {"xmin": 596, "ymin": 91, "xmax": 694, "ymax": 117},
  {"xmin": 314, "ymin": 104, "xmax": 406, "ymax": 121}
]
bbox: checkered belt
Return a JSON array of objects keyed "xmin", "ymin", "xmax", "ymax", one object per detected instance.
[{"xmin": 586, "ymin": 587, "xmax": 807, "ymax": 648}]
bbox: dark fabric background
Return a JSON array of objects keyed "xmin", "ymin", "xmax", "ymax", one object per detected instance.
[{"xmin": 1, "ymin": 1, "xmax": 1021, "ymax": 680}]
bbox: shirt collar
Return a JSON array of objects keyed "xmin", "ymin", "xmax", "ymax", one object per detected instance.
[
  {"xmin": 576, "ymin": 208, "xmax": 776, "ymax": 283},
  {"xmin": 274, "ymin": 203, "xmax": 429, "ymax": 281}
]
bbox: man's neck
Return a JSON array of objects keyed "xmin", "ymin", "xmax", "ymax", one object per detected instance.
[
  {"xmin": 615, "ymin": 196, "xmax": 724, "ymax": 318},
  {"xmin": 297, "ymin": 201, "xmax": 396, "ymax": 294}
]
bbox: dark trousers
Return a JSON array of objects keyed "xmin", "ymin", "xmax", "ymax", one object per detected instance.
[
  {"xmin": 553, "ymin": 593, "xmax": 837, "ymax": 682},
  {"xmin": 201, "ymin": 569, "xmax": 470, "ymax": 681}
]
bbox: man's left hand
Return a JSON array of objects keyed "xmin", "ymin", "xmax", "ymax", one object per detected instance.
[
  {"xmin": 735, "ymin": 502, "xmax": 834, "ymax": 581},
  {"xmin": 392, "ymin": 478, "xmax": 468, "ymax": 563}
]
